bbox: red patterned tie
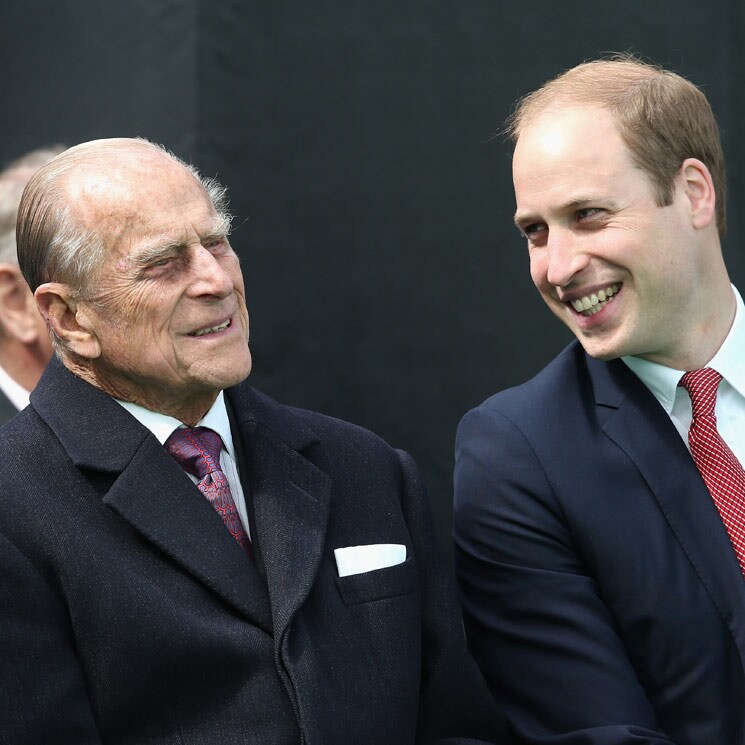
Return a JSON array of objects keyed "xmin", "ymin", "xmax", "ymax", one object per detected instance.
[
  {"xmin": 165, "ymin": 427, "xmax": 252, "ymax": 558},
  {"xmin": 679, "ymin": 368, "xmax": 745, "ymax": 574}
]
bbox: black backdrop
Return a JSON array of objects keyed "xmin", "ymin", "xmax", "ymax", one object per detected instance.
[{"xmin": 4, "ymin": 0, "xmax": 745, "ymax": 549}]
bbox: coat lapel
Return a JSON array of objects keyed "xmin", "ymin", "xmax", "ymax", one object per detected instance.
[
  {"xmin": 103, "ymin": 438, "xmax": 273, "ymax": 630},
  {"xmin": 227, "ymin": 386, "xmax": 332, "ymax": 643},
  {"xmin": 31, "ymin": 358, "xmax": 272, "ymax": 631},
  {"xmin": 34, "ymin": 360, "xmax": 334, "ymax": 640},
  {"xmin": 588, "ymin": 355, "xmax": 745, "ymax": 663}
]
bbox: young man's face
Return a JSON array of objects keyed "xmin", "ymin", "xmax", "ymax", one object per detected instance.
[{"xmin": 513, "ymin": 105, "xmax": 710, "ymax": 368}]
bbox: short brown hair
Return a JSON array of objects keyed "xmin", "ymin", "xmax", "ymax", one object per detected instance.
[{"xmin": 506, "ymin": 55, "xmax": 727, "ymax": 236}]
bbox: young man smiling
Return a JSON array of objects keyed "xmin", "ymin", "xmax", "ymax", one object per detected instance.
[{"xmin": 454, "ymin": 56, "xmax": 745, "ymax": 744}]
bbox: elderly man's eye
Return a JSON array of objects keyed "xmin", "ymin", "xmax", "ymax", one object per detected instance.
[
  {"xmin": 143, "ymin": 256, "xmax": 178, "ymax": 274},
  {"xmin": 204, "ymin": 236, "xmax": 227, "ymax": 250}
]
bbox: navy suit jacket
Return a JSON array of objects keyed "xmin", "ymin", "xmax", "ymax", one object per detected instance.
[
  {"xmin": 454, "ymin": 341, "xmax": 745, "ymax": 744},
  {"xmin": 0, "ymin": 357, "xmax": 509, "ymax": 745}
]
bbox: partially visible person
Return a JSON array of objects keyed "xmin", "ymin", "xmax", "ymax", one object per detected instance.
[
  {"xmin": 454, "ymin": 56, "xmax": 745, "ymax": 743},
  {"xmin": 0, "ymin": 137, "xmax": 511, "ymax": 745},
  {"xmin": 0, "ymin": 146, "xmax": 63, "ymax": 422}
]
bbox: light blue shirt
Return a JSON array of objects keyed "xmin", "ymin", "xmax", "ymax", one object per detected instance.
[
  {"xmin": 623, "ymin": 285, "xmax": 745, "ymax": 466},
  {"xmin": 115, "ymin": 391, "xmax": 251, "ymax": 538}
]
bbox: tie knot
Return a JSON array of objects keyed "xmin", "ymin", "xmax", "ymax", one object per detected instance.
[
  {"xmin": 164, "ymin": 426, "xmax": 224, "ymax": 480},
  {"xmin": 679, "ymin": 367, "xmax": 722, "ymax": 420}
]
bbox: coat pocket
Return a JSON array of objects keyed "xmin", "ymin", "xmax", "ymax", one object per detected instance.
[{"xmin": 334, "ymin": 556, "xmax": 417, "ymax": 605}]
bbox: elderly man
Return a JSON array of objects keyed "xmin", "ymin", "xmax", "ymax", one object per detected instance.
[
  {"xmin": 454, "ymin": 57, "xmax": 745, "ymax": 743},
  {"xmin": 0, "ymin": 147, "xmax": 61, "ymax": 422},
  {"xmin": 1, "ymin": 138, "xmax": 509, "ymax": 745}
]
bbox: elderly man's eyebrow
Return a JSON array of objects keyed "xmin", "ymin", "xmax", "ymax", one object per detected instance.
[
  {"xmin": 133, "ymin": 213, "xmax": 233, "ymax": 267},
  {"xmin": 133, "ymin": 239, "xmax": 185, "ymax": 267},
  {"xmin": 211, "ymin": 211, "xmax": 233, "ymax": 238}
]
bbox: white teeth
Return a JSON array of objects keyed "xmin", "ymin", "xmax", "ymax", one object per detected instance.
[
  {"xmin": 570, "ymin": 284, "xmax": 620, "ymax": 315},
  {"xmin": 191, "ymin": 320, "xmax": 230, "ymax": 337}
]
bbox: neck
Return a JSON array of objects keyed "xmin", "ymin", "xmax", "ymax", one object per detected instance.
[
  {"xmin": 60, "ymin": 354, "xmax": 218, "ymax": 426},
  {"xmin": 642, "ymin": 278, "xmax": 736, "ymax": 371}
]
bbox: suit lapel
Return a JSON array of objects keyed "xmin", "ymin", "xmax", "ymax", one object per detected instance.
[
  {"xmin": 31, "ymin": 358, "xmax": 272, "ymax": 631},
  {"xmin": 588, "ymin": 355, "xmax": 745, "ymax": 663}
]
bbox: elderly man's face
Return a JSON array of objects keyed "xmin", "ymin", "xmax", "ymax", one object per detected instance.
[
  {"xmin": 512, "ymin": 106, "xmax": 709, "ymax": 368},
  {"xmin": 75, "ymin": 156, "xmax": 251, "ymax": 421}
]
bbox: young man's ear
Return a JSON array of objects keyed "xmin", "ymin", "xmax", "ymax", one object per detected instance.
[
  {"xmin": 680, "ymin": 157, "xmax": 716, "ymax": 230},
  {"xmin": 35, "ymin": 282, "xmax": 102, "ymax": 359}
]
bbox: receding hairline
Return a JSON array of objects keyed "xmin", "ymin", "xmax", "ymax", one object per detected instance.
[
  {"xmin": 505, "ymin": 56, "xmax": 672, "ymax": 140},
  {"xmin": 32, "ymin": 137, "xmax": 207, "ymax": 191},
  {"xmin": 17, "ymin": 137, "xmax": 233, "ymax": 294},
  {"xmin": 30, "ymin": 137, "xmax": 227, "ymax": 236},
  {"xmin": 43, "ymin": 138, "xmax": 196, "ymax": 196}
]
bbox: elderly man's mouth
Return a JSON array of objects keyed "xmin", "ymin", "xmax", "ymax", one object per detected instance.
[
  {"xmin": 569, "ymin": 284, "xmax": 621, "ymax": 316},
  {"xmin": 189, "ymin": 319, "xmax": 232, "ymax": 337}
]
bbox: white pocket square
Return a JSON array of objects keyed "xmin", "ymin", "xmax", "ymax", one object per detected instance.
[{"xmin": 334, "ymin": 543, "xmax": 406, "ymax": 577}]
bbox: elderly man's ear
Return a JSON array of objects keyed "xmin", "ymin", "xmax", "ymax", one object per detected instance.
[
  {"xmin": 0, "ymin": 263, "xmax": 46, "ymax": 344},
  {"xmin": 35, "ymin": 281, "xmax": 102, "ymax": 359}
]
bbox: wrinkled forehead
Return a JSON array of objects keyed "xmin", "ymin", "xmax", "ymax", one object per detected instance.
[
  {"xmin": 63, "ymin": 153, "xmax": 213, "ymax": 250},
  {"xmin": 64, "ymin": 150, "xmax": 188, "ymax": 214}
]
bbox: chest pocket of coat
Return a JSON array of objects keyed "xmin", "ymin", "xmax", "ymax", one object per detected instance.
[{"xmin": 334, "ymin": 557, "xmax": 417, "ymax": 605}]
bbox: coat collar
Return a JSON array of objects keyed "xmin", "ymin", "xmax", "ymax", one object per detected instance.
[
  {"xmin": 31, "ymin": 357, "xmax": 332, "ymax": 638},
  {"xmin": 30, "ymin": 356, "xmax": 151, "ymax": 472},
  {"xmin": 585, "ymin": 350, "xmax": 745, "ymax": 666}
]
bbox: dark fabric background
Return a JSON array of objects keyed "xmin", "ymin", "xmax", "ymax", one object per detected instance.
[{"xmin": 3, "ymin": 0, "xmax": 745, "ymax": 550}]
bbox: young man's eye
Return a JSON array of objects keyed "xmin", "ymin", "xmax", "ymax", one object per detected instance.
[{"xmin": 520, "ymin": 222, "xmax": 547, "ymax": 241}]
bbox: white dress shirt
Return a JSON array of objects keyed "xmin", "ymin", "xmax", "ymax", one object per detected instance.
[
  {"xmin": 623, "ymin": 285, "xmax": 745, "ymax": 467},
  {"xmin": 0, "ymin": 362, "xmax": 30, "ymax": 411},
  {"xmin": 115, "ymin": 391, "xmax": 251, "ymax": 538}
]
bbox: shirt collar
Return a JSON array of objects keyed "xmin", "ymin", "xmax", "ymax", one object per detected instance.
[
  {"xmin": 622, "ymin": 285, "xmax": 745, "ymax": 413},
  {"xmin": 115, "ymin": 391, "xmax": 235, "ymax": 458},
  {"xmin": 0, "ymin": 362, "xmax": 30, "ymax": 411}
]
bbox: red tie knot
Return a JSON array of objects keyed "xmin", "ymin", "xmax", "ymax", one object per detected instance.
[
  {"xmin": 164, "ymin": 426, "xmax": 224, "ymax": 480},
  {"xmin": 679, "ymin": 367, "xmax": 722, "ymax": 420}
]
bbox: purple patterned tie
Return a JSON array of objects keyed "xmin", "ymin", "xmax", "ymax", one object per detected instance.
[{"xmin": 165, "ymin": 426, "xmax": 252, "ymax": 558}]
